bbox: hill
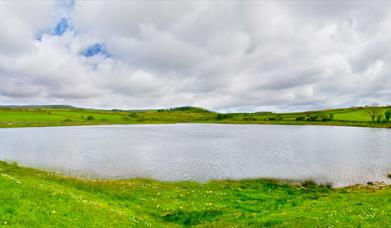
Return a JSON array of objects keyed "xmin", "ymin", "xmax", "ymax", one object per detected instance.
[{"xmin": 0, "ymin": 105, "xmax": 391, "ymax": 128}]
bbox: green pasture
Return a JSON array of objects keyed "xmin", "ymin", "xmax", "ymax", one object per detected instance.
[
  {"xmin": 1, "ymin": 105, "xmax": 391, "ymax": 128},
  {"xmin": 1, "ymin": 162, "xmax": 390, "ymax": 227}
]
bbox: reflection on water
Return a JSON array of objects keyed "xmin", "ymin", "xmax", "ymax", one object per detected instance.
[{"xmin": 0, "ymin": 124, "xmax": 390, "ymax": 187}]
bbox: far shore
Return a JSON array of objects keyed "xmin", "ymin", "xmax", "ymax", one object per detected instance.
[{"xmin": 1, "ymin": 105, "xmax": 391, "ymax": 129}]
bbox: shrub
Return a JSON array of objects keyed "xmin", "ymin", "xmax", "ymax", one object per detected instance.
[
  {"xmin": 320, "ymin": 114, "xmax": 334, "ymax": 121},
  {"xmin": 64, "ymin": 118, "xmax": 72, "ymax": 122},
  {"xmin": 320, "ymin": 115, "xmax": 328, "ymax": 121},
  {"xmin": 267, "ymin": 116, "xmax": 283, "ymax": 121},
  {"xmin": 216, "ymin": 114, "xmax": 228, "ymax": 120},
  {"xmin": 86, "ymin": 115, "xmax": 95, "ymax": 121},
  {"xmin": 295, "ymin": 116, "xmax": 305, "ymax": 121},
  {"xmin": 243, "ymin": 117, "xmax": 256, "ymax": 121},
  {"xmin": 301, "ymin": 180, "xmax": 317, "ymax": 188},
  {"xmin": 385, "ymin": 110, "xmax": 391, "ymax": 123},
  {"xmin": 306, "ymin": 115, "xmax": 319, "ymax": 121},
  {"xmin": 376, "ymin": 113, "xmax": 384, "ymax": 123},
  {"xmin": 366, "ymin": 105, "xmax": 381, "ymax": 123},
  {"xmin": 128, "ymin": 113, "xmax": 138, "ymax": 118}
]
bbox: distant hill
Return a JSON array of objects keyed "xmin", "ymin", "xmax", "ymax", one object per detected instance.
[
  {"xmin": 0, "ymin": 105, "xmax": 77, "ymax": 109},
  {"xmin": 1, "ymin": 104, "xmax": 391, "ymax": 128},
  {"xmin": 157, "ymin": 106, "xmax": 213, "ymax": 113}
]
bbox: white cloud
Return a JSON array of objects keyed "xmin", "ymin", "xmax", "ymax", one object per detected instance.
[
  {"xmin": 0, "ymin": 1, "xmax": 55, "ymax": 54},
  {"xmin": 1, "ymin": 1, "xmax": 391, "ymax": 111}
]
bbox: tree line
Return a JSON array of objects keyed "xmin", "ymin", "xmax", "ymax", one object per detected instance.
[{"xmin": 366, "ymin": 106, "xmax": 391, "ymax": 123}]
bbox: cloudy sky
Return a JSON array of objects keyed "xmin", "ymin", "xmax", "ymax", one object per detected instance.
[{"xmin": 1, "ymin": 1, "xmax": 391, "ymax": 112}]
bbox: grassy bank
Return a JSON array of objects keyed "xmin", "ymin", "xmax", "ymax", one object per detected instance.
[
  {"xmin": 1, "ymin": 105, "xmax": 391, "ymax": 128},
  {"xmin": 0, "ymin": 161, "xmax": 390, "ymax": 227}
]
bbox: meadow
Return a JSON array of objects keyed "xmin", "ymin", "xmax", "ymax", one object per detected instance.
[
  {"xmin": 1, "ymin": 105, "xmax": 391, "ymax": 128},
  {"xmin": 1, "ymin": 105, "xmax": 391, "ymax": 227},
  {"xmin": 1, "ymin": 161, "xmax": 390, "ymax": 227}
]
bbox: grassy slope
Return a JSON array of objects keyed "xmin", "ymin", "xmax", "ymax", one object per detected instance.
[
  {"xmin": 1, "ymin": 106, "xmax": 391, "ymax": 227},
  {"xmin": 1, "ymin": 162, "xmax": 390, "ymax": 227},
  {"xmin": 1, "ymin": 105, "xmax": 391, "ymax": 128}
]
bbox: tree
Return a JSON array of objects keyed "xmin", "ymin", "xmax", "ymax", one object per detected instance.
[
  {"xmin": 385, "ymin": 110, "xmax": 391, "ymax": 123},
  {"xmin": 366, "ymin": 106, "xmax": 381, "ymax": 123},
  {"xmin": 216, "ymin": 114, "xmax": 228, "ymax": 120},
  {"xmin": 306, "ymin": 115, "xmax": 319, "ymax": 121},
  {"xmin": 320, "ymin": 113, "xmax": 334, "ymax": 121},
  {"xmin": 320, "ymin": 114, "xmax": 329, "ymax": 121},
  {"xmin": 376, "ymin": 113, "xmax": 384, "ymax": 123}
]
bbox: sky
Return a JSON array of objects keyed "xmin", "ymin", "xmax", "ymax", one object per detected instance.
[{"xmin": 1, "ymin": 1, "xmax": 391, "ymax": 112}]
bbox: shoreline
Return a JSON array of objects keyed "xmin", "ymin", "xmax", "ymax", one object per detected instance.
[
  {"xmin": 2, "ymin": 161, "xmax": 390, "ymax": 189},
  {"xmin": 2, "ymin": 105, "xmax": 391, "ymax": 129},
  {"xmin": 0, "ymin": 120, "xmax": 390, "ymax": 129},
  {"xmin": 1, "ymin": 161, "xmax": 391, "ymax": 226}
]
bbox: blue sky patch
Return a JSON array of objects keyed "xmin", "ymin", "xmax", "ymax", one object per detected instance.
[
  {"xmin": 82, "ymin": 43, "xmax": 109, "ymax": 57},
  {"xmin": 35, "ymin": 17, "xmax": 72, "ymax": 41},
  {"xmin": 53, "ymin": 18, "xmax": 68, "ymax": 36}
]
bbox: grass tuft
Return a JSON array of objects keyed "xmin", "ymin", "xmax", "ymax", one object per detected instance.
[{"xmin": 161, "ymin": 210, "xmax": 223, "ymax": 225}]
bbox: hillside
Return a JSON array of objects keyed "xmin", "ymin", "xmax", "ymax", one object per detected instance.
[
  {"xmin": 0, "ymin": 105, "xmax": 390, "ymax": 128},
  {"xmin": 1, "ymin": 161, "xmax": 390, "ymax": 226}
]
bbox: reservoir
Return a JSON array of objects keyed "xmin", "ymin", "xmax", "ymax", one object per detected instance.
[{"xmin": 0, "ymin": 124, "xmax": 390, "ymax": 187}]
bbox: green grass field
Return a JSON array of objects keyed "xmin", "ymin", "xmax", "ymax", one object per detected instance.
[
  {"xmin": 1, "ymin": 105, "xmax": 391, "ymax": 128},
  {"xmin": 1, "ymin": 161, "xmax": 390, "ymax": 227},
  {"xmin": 1, "ymin": 105, "xmax": 391, "ymax": 227}
]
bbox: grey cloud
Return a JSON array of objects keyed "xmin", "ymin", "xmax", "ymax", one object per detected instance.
[{"xmin": 1, "ymin": 1, "xmax": 391, "ymax": 111}]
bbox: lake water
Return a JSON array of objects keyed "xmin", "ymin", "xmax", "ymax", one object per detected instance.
[{"xmin": 0, "ymin": 124, "xmax": 390, "ymax": 187}]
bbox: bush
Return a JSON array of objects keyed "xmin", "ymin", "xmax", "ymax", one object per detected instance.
[
  {"xmin": 319, "ymin": 113, "xmax": 334, "ymax": 121},
  {"xmin": 216, "ymin": 114, "xmax": 228, "ymax": 120},
  {"xmin": 306, "ymin": 115, "xmax": 319, "ymax": 121},
  {"xmin": 385, "ymin": 110, "xmax": 391, "ymax": 123},
  {"xmin": 267, "ymin": 116, "xmax": 283, "ymax": 121},
  {"xmin": 64, "ymin": 118, "xmax": 72, "ymax": 122},
  {"xmin": 320, "ymin": 114, "xmax": 330, "ymax": 121},
  {"xmin": 301, "ymin": 180, "xmax": 317, "ymax": 188},
  {"xmin": 376, "ymin": 113, "xmax": 384, "ymax": 123},
  {"xmin": 86, "ymin": 115, "xmax": 95, "ymax": 121},
  {"xmin": 295, "ymin": 116, "xmax": 305, "ymax": 121},
  {"xmin": 243, "ymin": 117, "xmax": 256, "ymax": 121},
  {"xmin": 128, "ymin": 113, "xmax": 138, "ymax": 118}
]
